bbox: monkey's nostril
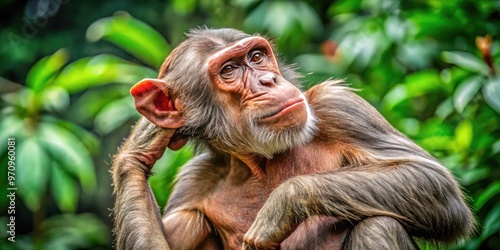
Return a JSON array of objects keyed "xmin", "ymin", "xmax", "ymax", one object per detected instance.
[{"xmin": 259, "ymin": 74, "xmax": 276, "ymax": 87}]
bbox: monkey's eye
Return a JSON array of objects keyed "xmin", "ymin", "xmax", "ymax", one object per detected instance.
[
  {"xmin": 220, "ymin": 64, "xmax": 236, "ymax": 76},
  {"xmin": 249, "ymin": 50, "xmax": 264, "ymax": 63}
]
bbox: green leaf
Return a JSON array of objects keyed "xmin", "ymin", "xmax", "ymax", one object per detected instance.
[
  {"xmin": 51, "ymin": 162, "xmax": 78, "ymax": 212},
  {"xmin": 327, "ymin": 0, "xmax": 362, "ymax": 15},
  {"xmin": 17, "ymin": 138, "xmax": 49, "ymax": 212},
  {"xmin": 459, "ymin": 167, "xmax": 490, "ymax": 186},
  {"xmin": 483, "ymin": 77, "xmax": 500, "ymax": 114},
  {"xmin": 475, "ymin": 182, "xmax": 500, "ymax": 210},
  {"xmin": 493, "ymin": 140, "xmax": 500, "ymax": 155},
  {"xmin": 383, "ymin": 85, "xmax": 407, "ymax": 110},
  {"xmin": 42, "ymin": 86, "xmax": 70, "ymax": 113},
  {"xmin": 398, "ymin": 118, "xmax": 420, "ymax": 137},
  {"xmin": 52, "ymin": 54, "xmax": 155, "ymax": 93},
  {"xmin": 150, "ymin": 145, "xmax": 194, "ymax": 207},
  {"xmin": 245, "ymin": 1, "xmax": 321, "ymax": 37},
  {"xmin": 294, "ymin": 54, "xmax": 347, "ymax": 75},
  {"xmin": 0, "ymin": 115, "xmax": 24, "ymax": 155},
  {"xmin": 385, "ymin": 16, "xmax": 406, "ymax": 42},
  {"xmin": 453, "ymin": 75, "xmax": 483, "ymax": 113},
  {"xmin": 455, "ymin": 120, "xmax": 473, "ymax": 150},
  {"xmin": 50, "ymin": 118, "xmax": 100, "ymax": 154},
  {"xmin": 435, "ymin": 98, "xmax": 454, "ymax": 120},
  {"xmin": 442, "ymin": 51, "xmax": 489, "ymax": 75},
  {"xmin": 420, "ymin": 136, "xmax": 454, "ymax": 152},
  {"xmin": 37, "ymin": 121, "xmax": 96, "ymax": 191},
  {"xmin": 1, "ymin": 87, "xmax": 34, "ymax": 110},
  {"xmin": 173, "ymin": 0, "xmax": 197, "ymax": 14},
  {"xmin": 86, "ymin": 13, "xmax": 170, "ymax": 68},
  {"xmin": 41, "ymin": 214, "xmax": 110, "ymax": 248},
  {"xmin": 26, "ymin": 49, "xmax": 69, "ymax": 92},
  {"xmin": 397, "ymin": 42, "xmax": 436, "ymax": 69},
  {"xmin": 72, "ymin": 84, "xmax": 129, "ymax": 117},
  {"xmin": 404, "ymin": 70, "xmax": 443, "ymax": 96},
  {"xmin": 481, "ymin": 201, "xmax": 500, "ymax": 239},
  {"xmin": 383, "ymin": 70, "xmax": 443, "ymax": 109},
  {"xmin": 94, "ymin": 96, "xmax": 137, "ymax": 134}
]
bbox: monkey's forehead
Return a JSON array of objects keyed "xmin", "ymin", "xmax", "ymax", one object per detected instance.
[{"xmin": 206, "ymin": 36, "xmax": 274, "ymax": 65}]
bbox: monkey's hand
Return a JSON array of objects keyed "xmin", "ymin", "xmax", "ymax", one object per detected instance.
[
  {"xmin": 118, "ymin": 117, "xmax": 184, "ymax": 169},
  {"xmin": 242, "ymin": 182, "xmax": 299, "ymax": 250},
  {"xmin": 242, "ymin": 220, "xmax": 282, "ymax": 250}
]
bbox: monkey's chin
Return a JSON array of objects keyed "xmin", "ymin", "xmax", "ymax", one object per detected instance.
[
  {"xmin": 248, "ymin": 102, "xmax": 317, "ymax": 159},
  {"xmin": 258, "ymin": 99, "xmax": 308, "ymax": 128}
]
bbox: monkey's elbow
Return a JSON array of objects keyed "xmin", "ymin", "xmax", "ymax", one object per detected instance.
[
  {"xmin": 452, "ymin": 201, "xmax": 476, "ymax": 240},
  {"xmin": 435, "ymin": 197, "xmax": 476, "ymax": 244}
]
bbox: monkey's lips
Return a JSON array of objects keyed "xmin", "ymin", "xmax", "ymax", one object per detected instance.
[{"xmin": 259, "ymin": 98, "xmax": 308, "ymax": 127}]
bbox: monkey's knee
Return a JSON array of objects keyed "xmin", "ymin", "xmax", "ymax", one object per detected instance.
[{"xmin": 343, "ymin": 216, "xmax": 418, "ymax": 250}]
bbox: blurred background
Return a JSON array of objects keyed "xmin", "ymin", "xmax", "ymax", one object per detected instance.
[{"xmin": 1, "ymin": 0, "xmax": 499, "ymax": 249}]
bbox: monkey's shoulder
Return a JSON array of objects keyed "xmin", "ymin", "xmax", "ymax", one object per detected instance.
[
  {"xmin": 305, "ymin": 80, "xmax": 399, "ymax": 137},
  {"xmin": 305, "ymin": 80, "xmax": 376, "ymax": 113},
  {"xmin": 306, "ymin": 80, "xmax": 366, "ymax": 122},
  {"xmin": 305, "ymin": 80, "xmax": 355, "ymax": 103}
]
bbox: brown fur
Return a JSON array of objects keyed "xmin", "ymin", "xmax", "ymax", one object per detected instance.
[{"xmin": 110, "ymin": 28, "xmax": 475, "ymax": 250}]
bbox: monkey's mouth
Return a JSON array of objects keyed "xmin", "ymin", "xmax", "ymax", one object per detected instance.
[
  {"xmin": 260, "ymin": 110, "xmax": 281, "ymax": 119},
  {"xmin": 259, "ymin": 98, "xmax": 306, "ymax": 124}
]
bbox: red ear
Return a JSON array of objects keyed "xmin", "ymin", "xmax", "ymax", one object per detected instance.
[{"xmin": 130, "ymin": 78, "xmax": 185, "ymax": 129}]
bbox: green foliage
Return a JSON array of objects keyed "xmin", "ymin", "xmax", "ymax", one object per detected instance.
[
  {"xmin": 26, "ymin": 49, "xmax": 69, "ymax": 93},
  {"xmin": 0, "ymin": 50, "xmax": 101, "ymax": 214},
  {"xmin": 53, "ymin": 54, "xmax": 155, "ymax": 93},
  {"xmin": 150, "ymin": 146, "xmax": 195, "ymax": 209},
  {"xmin": 1, "ymin": 13, "xmax": 166, "ymax": 249},
  {"xmin": 86, "ymin": 12, "xmax": 171, "ymax": 68},
  {"xmin": 0, "ymin": 214, "xmax": 110, "ymax": 250},
  {"xmin": 483, "ymin": 77, "xmax": 500, "ymax": 113},
  {"xmin": 245, "ymin": 1, "xmax": 322, "ymax": 50},
  {"xmin": 442, "ymin": 51, "xmax": 490, "ymax": 75}
]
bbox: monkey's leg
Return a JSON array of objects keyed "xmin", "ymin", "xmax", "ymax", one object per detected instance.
[{"xmin": 343, "ymin": 216, "xmax": 418, "ymax": 250}]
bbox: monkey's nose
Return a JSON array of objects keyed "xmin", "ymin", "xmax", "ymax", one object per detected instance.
[{"xmin": 259, "ymin": 73, "xmax": 276, "ymax": 87}]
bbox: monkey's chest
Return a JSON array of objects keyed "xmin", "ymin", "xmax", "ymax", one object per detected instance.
[
  {"xmin": 204, "ymin": 179, "xmax": 269, "ymax": 249},
  {"xmin": 203, "ymin": 178, "xmax": 348, "ymax": 250}
]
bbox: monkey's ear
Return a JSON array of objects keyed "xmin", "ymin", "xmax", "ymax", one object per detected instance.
[{"xmin": 130, "ymin": 78, "xmax": 185, "ymax": 129}]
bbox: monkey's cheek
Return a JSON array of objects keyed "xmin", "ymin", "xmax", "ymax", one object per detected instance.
[{"xmin": 258, "ymin": 101, "xmax": 308, "ymax": 129}]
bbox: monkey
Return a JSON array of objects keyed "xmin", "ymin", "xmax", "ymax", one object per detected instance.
[{"xmin": 111, "ymin": 28, "xmax": 475, "ymax": 250}]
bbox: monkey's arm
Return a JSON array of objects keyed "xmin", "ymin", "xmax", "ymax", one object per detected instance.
[
  {"xmin": 111, "ymin": 118, "xmax": 174, "ymax": 250},
  {"xmin": 161, "ymin": 154, "xmax": 223, "ymax": 249},
  {"xmin": 244, "ymin": 160, "xmax": 474, "ymax": 249}
]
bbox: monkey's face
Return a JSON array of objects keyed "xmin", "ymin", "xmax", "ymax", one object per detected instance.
[
  {"xmin": 207, "ymin": 37, "xmax": 317, "ymax": 157},
  {"xmin": 131, "ymin": 35, "xmax": 317, "ymax": 157}
]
